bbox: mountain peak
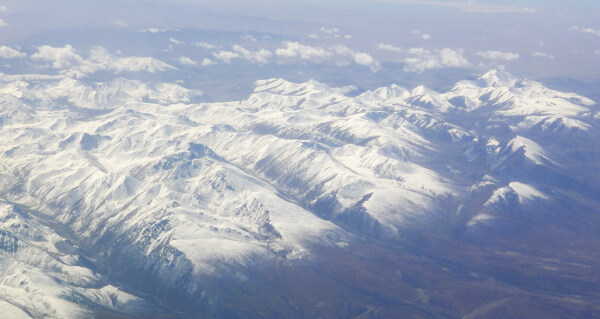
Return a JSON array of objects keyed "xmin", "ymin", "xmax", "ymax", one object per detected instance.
[
  {"xmin": 478, "ymin": 69, "xmax": 516, "ymax": 87},
  {"xmin": 253, "ymin": 78, "xmax": 356, "ymax": 97}
]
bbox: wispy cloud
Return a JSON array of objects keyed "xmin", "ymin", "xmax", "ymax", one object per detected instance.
[
  {"xmin": 477, "ymin": 50, "xmax": 519, "ymax": 61},
  {"xmin": 275, "ymin": 41, "xmax": 332, "ymax": 60},
  {"xmin": 311, "ymin": 27, "xmax": 353, "ymax": 39},
  {"xmin": 178, "ymin": 56, "xmax": 197, "ymax": 66},
  {"xmin": 241, "ymin": 34, "xmax": 258, "ymax": 42},
  {"xmin": 213, "ymin": 45, "xmax": 272, "ymax": 64},
  {"xmin": 0, "ymin": 46, "xmax": 26, "ymax": 59},
  {"xmin": 200, "ymin": 58, "xmax": 216, "ymax": 66},
  {"xmin": 138, "ymin": 28, "xmax": 180, "ymax": 33},
  {"xmin": 532, "ymin": 51, "xmax": 554, "ymax": 59},
  {"xmin": 410, "ymin": 29, "xmax": 432, "ymax": 40},
  {"xmin": 321, "ymin": 27, "xmax": 339, "ymax": 34},
  {"xmin": 213, "ymin": 50, "xmax": 239, "ymax": 64},
  {"xmin": 232, "ymin": 45, "xmax": 272, "ymax": 64},
  {"xmin": 79, "ymin": 47, "xmax": 176, "ymax": 75},
  {"xmin": 403, "ymin": 47, "xmax": 470, "ymax": 72},
  {"xmin": 377, "ymin": 43, "xmax": 403, "ymax": 53},
  {"xmin": 376, "ymin": 0, "xmax": 534, "ymax": 13},
  {"xmin": 31, "ymin": 45, "xmax": 84, "ymax": 69},
  {"xmin": 109, "ymin": 19, "xmax": 128, "ymax": 28},
  {"xmin": 195, "ymin": 42, "xmax": 218, "ymax": 49},
  {"xmin": 31, "ymin": 45, "xmax": 176, "ymax": 77},
  {"xmin": 0, "ymin": 18, "xmax": 7, "ymax": 27},
  {"xmin": 333, "ymin": 45, "xmax": 381, "ymax": 72},
  {"xmin": 570, "ymin": 25, "xmax": 600, "ymax": 36},
  {"xmin": 169, "ymin": 38, "xmax": 183, "ymax": 45},
  {"xmin": 0, "ymin": 6, "xmax": 7, "ymax": 12},
  {"xmin": 275, "ymin": 41, "xmax": 380, "ymax": 72}
]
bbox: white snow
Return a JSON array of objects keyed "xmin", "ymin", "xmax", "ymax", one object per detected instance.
[
  {"xmin": 508, "ymin": 182, "xmax": 548, "ymax": 203},
  {"xmin": 467, "ymin": 214, "xmax": 495, "ymax": 226},
  {"xmin": 0, "ymin": 68, "xmax": 595, "ymax": 317}
]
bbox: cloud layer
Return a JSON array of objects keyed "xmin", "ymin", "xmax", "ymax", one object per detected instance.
[
  {"xmin": 0, "ymin": 46, "xmax": 26, "ymax": 59},
  {"xmin": 31, "ymin": 45, "xmax": 176, "ymax": 77},
  {"xmin": 378, "ymin": 43, "xmax": 403, "ymax": 53},
  {"xmin": 570, "ymin": 26, "xmax": 600, "ymax": 36},
  {"xmin": 403, "ymin": 48, "xmax": 469, "ymax": 72},
  {"xmin": 31, "ymin": 45, "xmax": 84, "ymax": 69},
  {"xmin": 274, "ymin": 41, "xmax": 380, "ymax": 71},
  {"xmin": 275, "ymin": 41, "xmax": 332, "ymax": 60},
  {"xmin": 477, "ymin": 50, "xmax": 520, "ymax": 61},
  {"xmin": 532, "ymin": 51, "xmax": 554, "ymax": 59},
  {"xmin": 378, "ymin": 0, "xmax": 534, "ymax": 14}
]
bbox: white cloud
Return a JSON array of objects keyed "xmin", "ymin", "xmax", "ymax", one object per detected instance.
[
  {"xmin": 242, "ymin": 34, "xmax": 257, "ymax": 42},
  {"xmin": 410, "ymin": 29, "xmax": 431, "ymax": 40},
  {"xmin": 232, "ymin": 45, "xmax": 272, "ymax": 64},
  {"xmin": 31, "ymin": 45, "xmax": 175, "ymax": 77},
  {"xmin": 138, "ymin": 28, "xmax": 180, "ymax": 33},
  {"xmin": 178, "ymin": 56, "xmax": 197, "ymax": 66},
  {"xmin": 110, "ymin": 19, "xmax": 128, "ymax": 28},
  {"xmin": 0, "ymin": 18, "xmax": 7, "ymax": 27},
  {"xmin": 532, "ymin": 51, "xmax": 554, "ymax": 59},
  {"xmin": 212, "ymin": 50, "xmax": 240, "ymax": 64},
  {"xmin": 570, "ymin": 26, "xmax": 600, "ymax": 36},
  {"xmin": 83, "ymin": 47, "xmax": 176, "ymax": 74},
  {"xmin": 31, "ymin": 45, "xmax": 84, "ymax": 69},
  {"xmin": 438, "ymin": 48, "xmax": 470, "ymax": 67},
  {"xmin": 195, "ymin": 41, "xmax": 218, "ymax": 49},
  {"xmin": 378, "ymin": 43, "xmax": 403, "ymax": 53},
  {"xmin": 275, "ymin": 41, "xmax": 332, "ymax": 60},
  {"xmin": 0, "ymin": 6, "xmax": 7, "ymax": 12},
  {"xmin": 333, "ymin": 45, "xmax": 381, "ymax": 72},
  {"xmin": 320, "ymin": 27, "xmax": 339, "ymax": 34},
  {"xmin": 211, "ymin": 45, "xmax": 272, "ymax": 64},
  {"xmin": 275, "ymin": 41, "xmax": 380, "ymax": 72},
  {"xmin": 404, "ymin": 47, "xmax": 470, "ymax": 72},
  {"xmin": 378, "ymin": 0, "xmax": 534, "ymax": 13},
  {"xmin": 354, "ymin": 52, "xmax": 380, "ymax": 71},
  {"xmin": 169, "ymin": 38, "xmax": 183, "ymax": 45},
  {"xmin": 477, "ymin": 50, "xmax": 519, "ymax": 61},
  {"xmin": 200, "ymin": 58, "xmax": 216, "ymax": 66},
  {"xmin": 314, "ymin": 27, "xmax": 353, "ymax": 40},
  {"xmin": 0, "ymin": 46, "xmax": 26, "ymax": 59}
]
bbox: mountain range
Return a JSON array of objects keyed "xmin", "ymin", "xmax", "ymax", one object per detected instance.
[{"xmin": 0, "ymin": 69, "xmax": 599, "ymax": 318}]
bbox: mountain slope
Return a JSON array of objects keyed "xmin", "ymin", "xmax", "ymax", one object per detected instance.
[{"xmin": 0, "ymin": 69, "xmax": 599, "ymax": 318}]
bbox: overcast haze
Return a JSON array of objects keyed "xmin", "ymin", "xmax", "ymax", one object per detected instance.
[{"xmin": 1, "ymin": 1, "xmax": 599, "ymax": 83}]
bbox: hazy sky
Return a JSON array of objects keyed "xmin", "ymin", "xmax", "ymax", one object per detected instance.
[{"xmin": 0, "ymin": 0, "xmax": 599, "ymax": 88}]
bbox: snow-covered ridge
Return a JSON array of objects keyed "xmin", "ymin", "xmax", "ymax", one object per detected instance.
[
  {"xmin": 0, "ymin": 69, "xmax": 598, "ymax": 317},
  {"xmin": 0, "ymin": 202, "xmax": 153, "ymax": 318}
]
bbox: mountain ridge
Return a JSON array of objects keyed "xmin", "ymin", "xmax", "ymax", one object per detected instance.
[{"xmin": 1, "ymin": 69, "xmax": 599, "ymax": 318}]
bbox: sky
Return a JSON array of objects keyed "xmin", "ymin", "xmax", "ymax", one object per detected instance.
[{"xmin": 0, "ymin": 0, "xmax": 599, "ymax": 99}]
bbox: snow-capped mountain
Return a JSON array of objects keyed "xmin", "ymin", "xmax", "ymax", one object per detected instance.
[{"xmin": 1, "ymin": 69, "xmax": 599, "ymax": 318}]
